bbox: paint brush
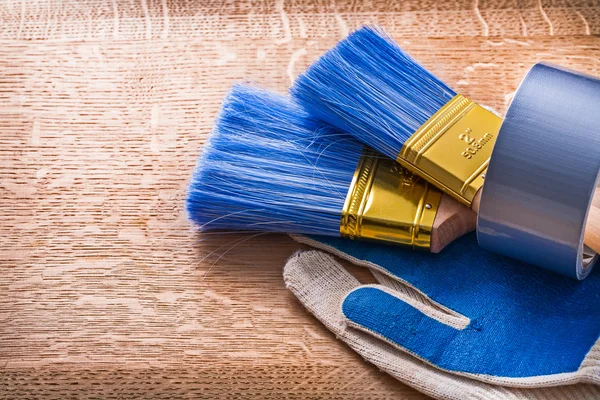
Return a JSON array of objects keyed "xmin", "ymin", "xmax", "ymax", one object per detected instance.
[
  {"xmin": 186, "ymin": 84, "xmax": 475, "ymax": 253},
  {"xmin": 291, "ymin": 26, "xmax": 600, "ymax": 254}
]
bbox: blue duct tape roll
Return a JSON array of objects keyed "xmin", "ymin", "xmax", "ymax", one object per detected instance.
[{"xmin": 477, "ymin": 63, "xmax": 600, "ymax": 279}]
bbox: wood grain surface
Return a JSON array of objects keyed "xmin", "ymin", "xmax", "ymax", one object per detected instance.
[{"xmin": 1, "ymin": 1, "xmax": 599, "ymax": 398}]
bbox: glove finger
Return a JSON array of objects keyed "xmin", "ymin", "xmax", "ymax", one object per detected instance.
[
  {"xmin": 370, "ymin": 271, "xmax": 469, "ymax": 330},
  {"xmin": 342, "ymin": 285, "xmax": 467, "ymax": 370},
  {"xmin": 291, "ymin": 233, "xmax": 415, "ymax": 285},
  {"xmin": 284, "ymin": 249, "xmax": 360, "ymax": 336},
  {"xmin": 291, "ymin": 235, "xmax": 470, "ymax": 331}
]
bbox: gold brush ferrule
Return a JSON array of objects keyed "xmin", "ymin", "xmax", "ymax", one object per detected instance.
[
  {"xmin": 397, "ymin": 94, "xmax": 502, "ymax": 207},
  {"xmin": 340, "ymin": 148, "xmax": 441, "ymax": 250}
]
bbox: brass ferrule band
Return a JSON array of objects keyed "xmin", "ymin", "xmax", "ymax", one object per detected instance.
[
  {"xmin": 340, "ymin": 148, "xmax": 441, "ymax": 250},
  {"xmin": 397, "ymin": 94, "xmax": 502, "ymax": 207}
]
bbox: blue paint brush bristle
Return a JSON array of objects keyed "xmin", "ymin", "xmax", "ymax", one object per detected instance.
[
  {"xmin": 186, "ymin": 84, "xmax": 364, "ymax": 236},
  {"xmin": 291, "ymin": 26, "xmax": 456, "ymax": 160}
]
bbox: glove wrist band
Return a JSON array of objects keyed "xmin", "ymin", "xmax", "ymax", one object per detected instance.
[{"xmin": 477, "ymin": 63, "xmax": 600, "ymax": 279}]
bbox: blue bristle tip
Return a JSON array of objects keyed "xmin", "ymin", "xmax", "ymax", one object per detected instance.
[
  {"xmin": 291, "ymin": 26, "xmax": 456, "ymax": 160},
  {"xmin": 185, "ymin": 84, "xmax": 365, "ymax": 236}
]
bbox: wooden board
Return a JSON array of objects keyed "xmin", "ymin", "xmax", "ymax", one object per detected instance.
[{"xmin": 0, "ymin": 1, "xmax": 599, "ymax": 398}]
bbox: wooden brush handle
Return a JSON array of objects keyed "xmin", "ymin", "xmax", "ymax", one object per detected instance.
[
  {"xmin": 472, "ymin": 187, "xmax": 600, "ymax": 256},
  {"xmin": 585, "ymin": 204, "xmax": 600, "ymax": 255},
  {"xmin": 430, "ymin": 194, "xmax": 476, "ymax": 253},
  {"xmin": 424, "ymin": 188, "xmax": 600, "ymax": 255},
  {"xmin": 587, "ymin": 188, "xmax": 600, "ymax": 255}
]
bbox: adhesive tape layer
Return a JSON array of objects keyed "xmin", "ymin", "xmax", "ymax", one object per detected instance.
[{"xmin": 477, "ymin": 63, "xmax": 600, "ymax": 280}]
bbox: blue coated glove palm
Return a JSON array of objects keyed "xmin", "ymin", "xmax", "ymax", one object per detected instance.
[{"xmin": 292, "ymin": 233, "xmax": 600, "ymax": 387}]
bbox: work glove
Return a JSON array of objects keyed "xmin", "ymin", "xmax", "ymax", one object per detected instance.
[{"xmin": 284, "ymin": 233, "xmax": 600, "ymax": 400}]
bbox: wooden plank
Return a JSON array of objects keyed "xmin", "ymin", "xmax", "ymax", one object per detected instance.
[{"xmin": 0, "ymin": 1, "xmax": 599, "ymax": 398}]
